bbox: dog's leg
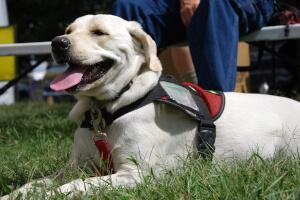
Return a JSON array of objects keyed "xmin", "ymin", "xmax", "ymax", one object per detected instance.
[
  {"xmin": 1, "ymin": 178, "xmax": 53, "ymax": 200},
  {"xmin": 58, "ymin": 128, "xmax": 142, "ymax": 197},
  {"xmin": 70, "ymin": 128, "xmax": 101, "ymax": 168},
  {"xmin": 48, "ymin": 169, "xmax": 140, "ymax": 198},
  {"xmin": 69, "ymin": 97, "xmax": 91, "ymax": 123}
]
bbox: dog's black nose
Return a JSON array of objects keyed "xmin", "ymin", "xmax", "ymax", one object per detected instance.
[
  {"xmin": 51, "ymin": 36, "xmax": 71, "ymax": 51},
  {"xmin": 51, "ymin": 36, "xmax": 71, "ymax": 63}
]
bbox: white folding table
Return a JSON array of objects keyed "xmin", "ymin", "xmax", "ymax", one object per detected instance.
[
  {"xmin": 0, "ymin": 24, "xmax": 300, "ymax": 56},
  {"xmin": 240, "ymin": 24, "xmax": 300, "ymax": 42}
]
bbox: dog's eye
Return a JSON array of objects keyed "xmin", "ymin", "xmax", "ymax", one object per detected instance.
[
  {"xmin": 65, "ymin": 29, "xmax": 72, "ymax": 35},
  {"xmin": 92, "ymin": 30, "xmax": 106, "ymax": 36}
]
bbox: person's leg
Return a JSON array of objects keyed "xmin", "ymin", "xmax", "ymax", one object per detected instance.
[
  {"xmin": 187, "ymin": 0, "xmax": 239, "ymax": 91},
  {"xmin": 187, "ymin": 0, "xmax": 275, "ymax": 91},
  {"xmin": 170, "ymin": 47, "xmax": 198, "ymax": 83},
  {"xmin": 112, "ymin": 0, "xmax": 186, "ymax": 48}
]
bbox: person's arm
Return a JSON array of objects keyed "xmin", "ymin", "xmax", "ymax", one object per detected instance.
[{"xmin": 180, "ymin": 0, "xmax": 200, "ymax": 26}]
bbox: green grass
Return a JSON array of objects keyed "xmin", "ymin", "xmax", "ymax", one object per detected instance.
[
  {"xmin": 0, "ymin": 103, "xmax": 75, "ymax": 196},
  {"xmin": 0, "ymin": 103, "xmax": 300, "ymax": 199}
]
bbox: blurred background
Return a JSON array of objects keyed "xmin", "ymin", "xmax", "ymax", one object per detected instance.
[{"xmin": 1, "ymin": 0, "xmax": 300, "ymax": 105}]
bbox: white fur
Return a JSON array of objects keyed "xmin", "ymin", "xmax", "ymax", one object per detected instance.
[{"xmin": 2, "ymin": 14, "xmax": 300, "ymax": 199}]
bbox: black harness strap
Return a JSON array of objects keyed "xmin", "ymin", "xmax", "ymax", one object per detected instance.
[
  {"xmin": 97, "ymin": 76, "xmax": 178, "ymax": 126},
  {"xmin": 81, "ymin": 76, "xmax": 217, "ymax": 158}
]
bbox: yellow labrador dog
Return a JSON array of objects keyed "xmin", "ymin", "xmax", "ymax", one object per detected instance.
[{"xmin": 3, "ymin": 14, "xmax": 300, "ymax": 199}]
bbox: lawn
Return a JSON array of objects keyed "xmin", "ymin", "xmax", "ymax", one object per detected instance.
[{"xmin": 0, "ymin": 103, "xmax": 299, "ymax": 199}]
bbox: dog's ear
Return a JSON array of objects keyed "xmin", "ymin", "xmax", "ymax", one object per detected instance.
[{"xmin": 127, "ymin": 21, "xmax": 162, "ymax": 72}]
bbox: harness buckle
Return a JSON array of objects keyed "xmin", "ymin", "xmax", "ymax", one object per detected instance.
[{"xmin": 196, "ymin": 119, "xmax": 216, "ymax": 159}]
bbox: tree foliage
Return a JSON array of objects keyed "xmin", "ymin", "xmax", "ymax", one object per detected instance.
[{"xmin": 7, "ymin": 0, "xmax": 113, "ymax": 42}]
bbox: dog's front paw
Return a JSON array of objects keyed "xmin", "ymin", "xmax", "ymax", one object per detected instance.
[
  {"xmin": 56, "ymin": 179, "xmax": 88, "ymax": 197},
  {"xmin": 1, "ymin": 178, "xmax": 53, "ymax": 200},
  {"xmin": 0, "ymin": 195, "xmax": 9, "ymax": 200}
]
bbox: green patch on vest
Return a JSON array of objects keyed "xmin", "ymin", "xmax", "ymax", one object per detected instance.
[{"xmin": 160, "ymin": 81, "xmax": 199, "ymax": 111}]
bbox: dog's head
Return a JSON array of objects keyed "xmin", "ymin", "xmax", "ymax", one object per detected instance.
[{"xmin": 50, "ymin": 14, "xmax": 162, "ymax": 100}]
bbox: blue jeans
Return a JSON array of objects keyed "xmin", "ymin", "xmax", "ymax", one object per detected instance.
[{"xmin": 112, "ymin": 0, "xmax": 275, "ymax": 91}]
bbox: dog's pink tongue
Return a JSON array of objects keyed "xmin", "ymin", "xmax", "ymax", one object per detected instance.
[{"xmin": 50, "ymin": 67, "xmax": 85, "ymax": 91}]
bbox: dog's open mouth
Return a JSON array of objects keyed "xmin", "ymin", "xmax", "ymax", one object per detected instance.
[{"xmin": 50, "ymin": 59, "xmax": 114, "ymax": 92}]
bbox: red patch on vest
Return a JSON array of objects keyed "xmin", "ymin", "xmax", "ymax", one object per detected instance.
[{"xmin": 181, "ymin": 82, "xmax": 223, "ymax": 119}]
